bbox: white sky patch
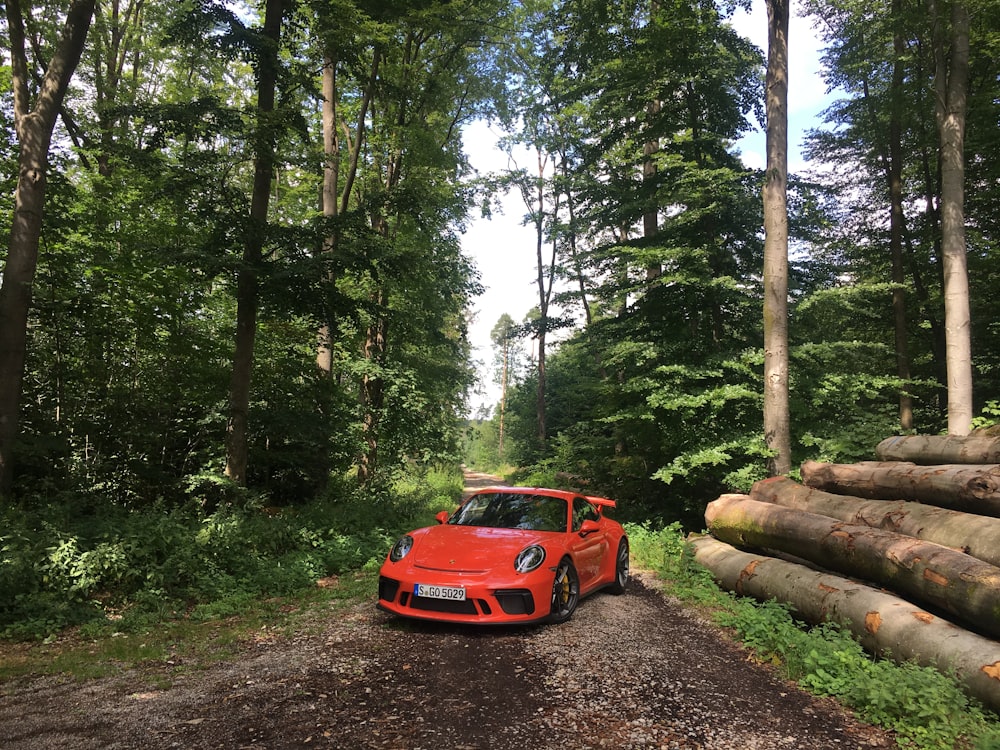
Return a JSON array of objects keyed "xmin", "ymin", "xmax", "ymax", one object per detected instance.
[{"xmin": 461, "ymin": 124, "xmax": 540, "ymax": 415}]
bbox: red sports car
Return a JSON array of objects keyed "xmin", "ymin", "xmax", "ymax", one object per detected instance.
[{"xmin": 377, "ymin": 486, "xmax": 629, "ymax": 625}]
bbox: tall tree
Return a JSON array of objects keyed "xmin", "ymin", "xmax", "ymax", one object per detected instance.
[
  {"xmin": 224, "ymin": 0, "xmax": 285, "ymax": 485},
  {"xmin": 929, "ymin": 0, "xmax": 972, "ymax": 435},
  {"xmin": 340, "ymin": 0, "xmax": 509, "ymax": 483},
  {"xmin": 532, "ymin": 144, "xmax": 559, "ymax": 444},
  {"xmin": 888, "ymin": 0, "xmax": 914, "ymax": 430},
  {"xmin": 763, "ymin": 0, "xmax": 791, "ymax": 476},
  {"xmin": 313, "ymin": 1, "xmax": 379, "ymax": 374},
  {"xmin": 0, "ymin": 0, "xmax": 96, "ymax": 496},
  {"xmin": 490, "ymin": 313, "xmax": 518, "ymax": 457}
]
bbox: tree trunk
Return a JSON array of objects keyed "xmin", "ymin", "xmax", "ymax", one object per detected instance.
[
  {"xmin": 499, "ymin": 336, "xmax": 508, "ymax": 457},
  {"xmin": 750, "ymin": 475, "xmax": 1000, "ymax": 568},
  {"xmin": 224, "ymin": 0, "xmax": 283, "ymax": 487},
  {"xmin": 762, "ymin": 0, "xmax": 791, "ymax": 476},
  {"xmin": 876, "ymin": 434, "xmax": 1000, "ymax": 464},
  {"xmin": 888, "ymin": 0, "xmax": 913, "ymax": 430},
  {"xmin": 316, "ymin": 53, "xmax": 339, "ymax": 374},
  {"xmin": 533, "ymin": 146, "xmax": 551, "ymax": 445},
  {"xmin": 357, "ymin": 298, "xmax": 387, "ymax": 486},
  {"xmin": 705, "ymin": 494, "xmax": 1000, "ymax": 638},
  {"xmin": 929, "ymin": 0, "xmax": 972, "ymax": 435},
  {"xmin": 0, "ymin": 0, "xmax": 96, "ymax": 496},
  {"xmin": 643, "ymin": 99, "xmax": 661, "ymax": 281},
  {"xmin": 800, "ymin": 460, "xmax": 1000, "ymax": 515},
  {"xmin": 689, "ymin": 535, "xmax": 1000, "ymax": 713}
]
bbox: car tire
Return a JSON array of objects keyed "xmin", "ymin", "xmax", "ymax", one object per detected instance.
[
  {"xmin": 549, "ymin": 558, "xmax": 580, "ymax": 623},
  {"xmin": 607, "ymin": 539, "xmax": 629, "ymax": 595}
]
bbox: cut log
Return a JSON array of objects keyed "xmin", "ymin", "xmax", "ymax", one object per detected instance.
[
  {"xmin": 877, "ymin": 434, "xmax": 1000, "ymax": 465},
  {"xmin": 689, "ymin": 535, "xmax": 1000, "ymax": 713},
  {"xmin": 750, "ymin": 476, "xmax": 1000, "ymax": 568},
  {"xmin": 704, "ymin": 494, "xmax": 1000, "ymax": 639},
  {"xmin": 800, "ymin": 460, "xmax": 1000, "ymax": 517}
]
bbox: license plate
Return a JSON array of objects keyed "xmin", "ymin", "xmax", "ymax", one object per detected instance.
[{"xmin": 414, "ymin": 583, "xmax": 466, "ymax": 601}]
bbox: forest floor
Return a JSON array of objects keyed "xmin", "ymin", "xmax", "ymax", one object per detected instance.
[{"xmin": 0, "ymin": 473, "xmax": 896, "ymax": 749}]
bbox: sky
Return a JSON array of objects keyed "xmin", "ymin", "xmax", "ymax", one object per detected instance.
[{"xmin": 460, "ymin": 0, "xmax": 836, "ymax": 415}]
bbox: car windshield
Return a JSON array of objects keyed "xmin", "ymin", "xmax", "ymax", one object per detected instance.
[{"xmin": 450, "ymin": 492, "xmax": 568, "ymax": 532}]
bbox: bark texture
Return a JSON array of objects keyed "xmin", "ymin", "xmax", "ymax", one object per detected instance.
[
  {"xmin": 801, "ymin": 460, "xmax": 1000, "ymax": 516},
  {"xmin": 689, "ymin": 535, "xmax": 1000, "ymax": 713},
  {"xmin": 762, "ymin": 0, "xmax": 791, "ymax": 476},
  {"xmin": 704, "ymin": 494, "xmax": 1000, "ymax": 638},
  {"xmin": 876, "ymin": 434, "xmax": 1000, "ymax": 464},
  {"xmin": 751, "ymin": 476, "xmax": 1000, "ymax": 568}
]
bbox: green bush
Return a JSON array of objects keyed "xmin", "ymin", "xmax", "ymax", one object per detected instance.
[{"xmin": 0, "ymin": 464, "xmax": 461, "ymax": 640}]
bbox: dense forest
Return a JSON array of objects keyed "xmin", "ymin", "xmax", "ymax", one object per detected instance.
[{"xmin": 1, "ymin": 0, "xmax": 998, "ymax": 635}]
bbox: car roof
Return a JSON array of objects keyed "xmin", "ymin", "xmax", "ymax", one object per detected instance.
[{"xmin": 469, "ymin": 486, "xmax": 616, "ymax": 509}]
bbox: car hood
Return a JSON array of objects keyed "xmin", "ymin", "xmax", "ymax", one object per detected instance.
[{"xmin": 410, "ymin": 524, "xmax": 551, "ymax": 572}]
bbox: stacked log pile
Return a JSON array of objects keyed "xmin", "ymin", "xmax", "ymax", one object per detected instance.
[{"xmin": 690, "ymin": 434, "xmax": 1000, "ymax": 712}]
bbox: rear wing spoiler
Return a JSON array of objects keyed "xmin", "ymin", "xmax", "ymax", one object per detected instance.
[{"xmin": 585, "ymin": 495, "xmax": 617, "ymax": 510}]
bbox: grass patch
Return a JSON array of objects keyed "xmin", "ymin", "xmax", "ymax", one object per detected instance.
[{"xmin": 625, "ymin": 522, "xmax": 1000, "ymax": 750}]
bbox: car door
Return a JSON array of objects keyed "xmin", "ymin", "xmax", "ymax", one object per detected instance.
[{"xmin": 569, "ymin": 497, "xmax": 609, "ymax": 591}]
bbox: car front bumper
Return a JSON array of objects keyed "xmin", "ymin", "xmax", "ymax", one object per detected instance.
[{"xmin": 376, "ymin": 568, "xmax": 554, "ymax": 625}]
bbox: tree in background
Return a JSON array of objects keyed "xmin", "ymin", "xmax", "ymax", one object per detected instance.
[
  {"xmin": 888, "ymin": 0, "xmax": 914, "ymax": 431},
  {"xmin": 224, "ymin": 0, "xmax": 285, "ymax": 486},
  {"xmin": 490, "ymin": 313, "xmax": 520, "ymax": 458},
  {"xmin": 801, "ymin": 0, "xmax": 995, "ymax": 441},
  {"xmin": 0, "ymin": 0, "xmax": 510, "ymax": 504},
  {"xmin": 491, "ymin": 0, "xmax": 767, "ymax": 519},
  {"xmin": 0, "ymin": 0, "xmax": 96, "ymax": 496},
  {"xmin": 3, "ymin": 0, "xmax": 998, "ymax": 526}
]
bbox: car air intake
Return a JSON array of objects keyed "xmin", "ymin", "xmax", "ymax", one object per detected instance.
[
  {"xmin": 494, "ymin": 589, "xmax": 535, "ymax": 615},
  {"xmin": 409, "ymin": 597, "xmax": 479, "ymax": 615},
  {"xmin": 378, "ymin": 576, "xmax": 400, "ymax": 602}
]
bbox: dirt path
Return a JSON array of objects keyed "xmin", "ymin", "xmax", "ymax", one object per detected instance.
[
  {"xmin": 461, "ymin": 469, "xmax": 506, "ymax": 497},
  {"xmin": 0, "ymin": 475, "xmax": 895, "ymax": 749}
]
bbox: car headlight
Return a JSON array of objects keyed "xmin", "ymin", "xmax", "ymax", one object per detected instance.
[
  {"xmin": 389, "ymin": 535, "xmax": 414, "ymax": 562},
  {"xmin": 514, "ymin": 544, "xmax": 546, "ymax": 573}
]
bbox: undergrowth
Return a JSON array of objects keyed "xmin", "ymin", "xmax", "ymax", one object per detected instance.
[
  {"xmin": 625, "ymin": 522, "xmax": 1000, "ymax": 750},
  {"xmin": 0, "ymin": 466, "xmax": 463, "ymax": 642}
]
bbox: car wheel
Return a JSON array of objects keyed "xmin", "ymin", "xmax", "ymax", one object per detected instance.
[
  {"xmin": 608, "ymin": 539, "xmax": 629, "ymax": 595},
  {"xmin": 550, "ymin": 558, "xmax": 580, "ymax": 623}
]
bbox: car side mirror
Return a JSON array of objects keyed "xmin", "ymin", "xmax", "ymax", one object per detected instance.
[
  {"xmin": 579, "ymin": 519, "xmax": 600, "ymax": 536},
  {"xmin": 435, "ymin": 510, "xmax": 451, "ymax": 524}
]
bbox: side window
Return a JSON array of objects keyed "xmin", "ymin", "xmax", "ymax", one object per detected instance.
[{"xmin": 572, "ymin": 497, "xmax": 600, "ymax": 532}]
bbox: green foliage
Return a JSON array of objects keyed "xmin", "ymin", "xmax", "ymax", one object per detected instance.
[
  {"xmin": 972, "ymin": 401, "xmax": 1000, "ymax": 431},
  {"xmin": 0, "ymin": 464, "xmax": 462, "ymax": 641},
  {"xmin": 626, "ymin": 522, "xmax": 1000, "ymax": 750},
  {"xmin": 462, "ymin": 418, "xmax": 504, "ymax": 472}
]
